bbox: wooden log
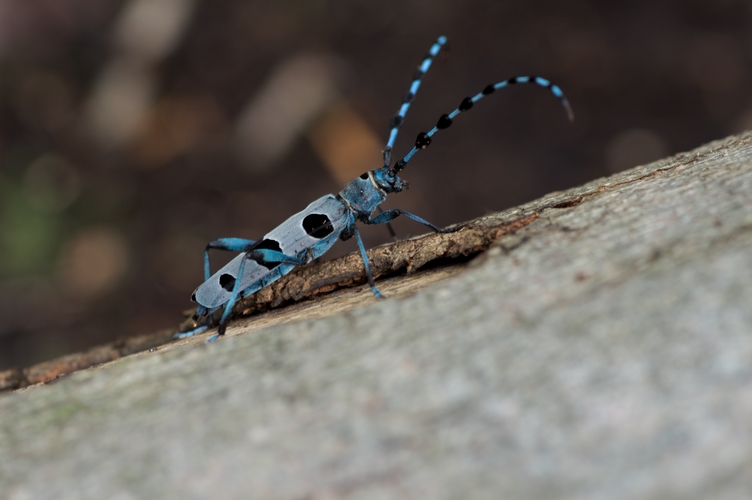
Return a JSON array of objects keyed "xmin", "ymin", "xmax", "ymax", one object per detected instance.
[{"xmin": 1, "ymin": 131, "xmax": 751, "ymax": 498}]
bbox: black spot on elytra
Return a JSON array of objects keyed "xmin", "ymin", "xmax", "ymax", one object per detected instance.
[
  {"xmin": 303, "ymin": 213, "xmax": 334, "ymax": 239},
  {"xmin": 252, "ymin": 238, "xmax": 283, "ymax": 270},
  {"xmin": 360, "ymin": 172, "xmax": 369, "ymax": 179},
  {"xmin": 219, "ymin": 273, "xmax": 236, "ymax": 292}
]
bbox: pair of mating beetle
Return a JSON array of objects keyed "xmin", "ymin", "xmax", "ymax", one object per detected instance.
[{"xmin": 178, "ymin": 36, "xmax": 573, "ymax": 341}]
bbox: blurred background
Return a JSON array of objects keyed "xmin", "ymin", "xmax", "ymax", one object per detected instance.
[{"xmin": 0, "ymin": 0, "xmax": 750, "ymax": 369}]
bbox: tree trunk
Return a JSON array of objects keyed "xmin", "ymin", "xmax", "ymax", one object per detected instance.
[{"xmin": 1, "ymin": 131, "xmax": 752, "ymax": 499}]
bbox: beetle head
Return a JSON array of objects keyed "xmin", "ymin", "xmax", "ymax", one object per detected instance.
[{"xmin": 371, "ymin": 167, "xmax": 408, "ymax": 193}]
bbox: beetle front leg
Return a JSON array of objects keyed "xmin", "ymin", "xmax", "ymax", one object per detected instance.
[{"xmin": 365, "ymin": 209, "xmax": 462, "ymax": 234}]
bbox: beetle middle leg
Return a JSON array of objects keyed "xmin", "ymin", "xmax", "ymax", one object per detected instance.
[{"xmin": 352, "ymin": 225, "xmax": 385, "ymax": 299}]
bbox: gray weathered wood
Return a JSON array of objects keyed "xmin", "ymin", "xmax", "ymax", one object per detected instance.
[{"xmin": 2, "ymin": 131, "xmax": 752, "ymax": 499}]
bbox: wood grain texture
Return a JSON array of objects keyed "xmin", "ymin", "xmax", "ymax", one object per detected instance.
[{"xmin": 1, "ymin": 131, "xmax": 751, "ymax": 499}]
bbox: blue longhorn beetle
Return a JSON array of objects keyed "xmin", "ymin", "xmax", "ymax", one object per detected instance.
[{"xmin": 178, "ymin": 36, "xmax": 573, "ymax": 341}]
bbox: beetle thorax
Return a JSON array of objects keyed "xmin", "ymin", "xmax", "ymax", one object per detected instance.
[{"xmin": 338, "ymin": 171, "xmax": 388, "ymax": 216}]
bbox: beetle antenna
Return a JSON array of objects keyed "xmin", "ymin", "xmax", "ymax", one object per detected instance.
[
  {"xmin": 382, "ymin": 35, "xmax": 449, "ymax": 168},
  {"xmin": 389, "ymin": 76, "xmax": 574, "ymax": 176}
]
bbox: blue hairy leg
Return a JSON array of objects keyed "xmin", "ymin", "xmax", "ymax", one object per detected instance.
[{"xmin": 204, "ymin": 238, "xmax": 257, "ymax": 279}]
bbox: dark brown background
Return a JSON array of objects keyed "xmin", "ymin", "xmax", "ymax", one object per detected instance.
[{"xmin": 1, "ymin": 0, "xmax": 750, "ymax": 369}]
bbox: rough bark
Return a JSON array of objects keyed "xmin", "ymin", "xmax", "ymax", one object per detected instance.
[{"xmin": 1, "ymin": 131, "xmax": 751, "ymax": 499}]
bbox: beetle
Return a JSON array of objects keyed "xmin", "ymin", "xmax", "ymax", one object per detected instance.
[{"xmin": 177, "ymin": 36, "xmax": 573, "ymax": 341}]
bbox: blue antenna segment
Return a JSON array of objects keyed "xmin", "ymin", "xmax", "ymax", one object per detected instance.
[
  {"xmin": 383, "ymin": 35, "xmax": 448, "ymax": 167},
  {"xmin": 392, "ymin": 75, "xmax": 574, "ymax": 172}
]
